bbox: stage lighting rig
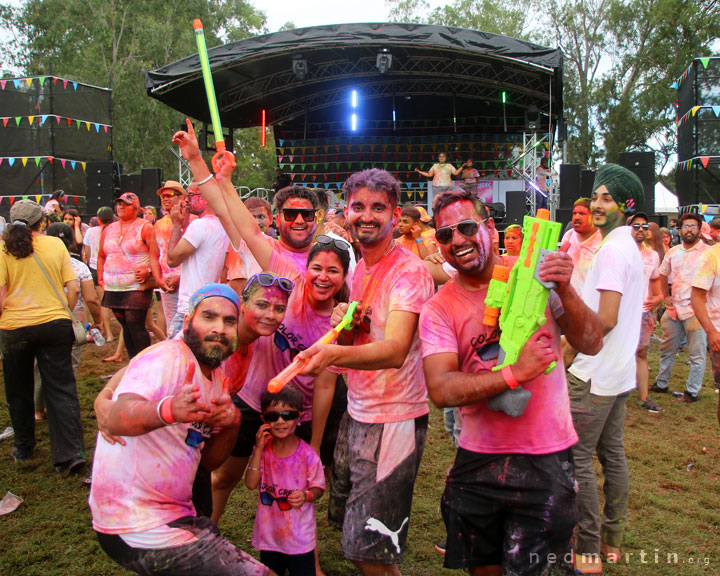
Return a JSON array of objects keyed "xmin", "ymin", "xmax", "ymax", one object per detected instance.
[{"xmin": 376, "ymin": 49, "xmax": 392, "ymax": 74}]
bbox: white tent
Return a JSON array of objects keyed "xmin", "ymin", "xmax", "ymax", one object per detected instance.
[{"xmin": 655, "ymin": 182, "xmax": 678, "ymax": 214}]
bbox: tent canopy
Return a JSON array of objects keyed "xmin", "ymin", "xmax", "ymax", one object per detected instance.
[{"xmin": 145, "ymin": 23, "xmax": 563, "ymax": 133}]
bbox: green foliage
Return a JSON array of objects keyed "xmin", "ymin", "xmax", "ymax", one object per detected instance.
[{"xmin": 0, "ymin": 0, "xmax": 272, "ymax": 183}]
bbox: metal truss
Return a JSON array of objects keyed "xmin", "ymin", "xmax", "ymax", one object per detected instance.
[
  {"xmin": 170, "ymin": 147, "xmax": 193, "ymax": 190},
  {"xmin": 507, "ymin": 132, "xmax": 555, "ymax": 216}
]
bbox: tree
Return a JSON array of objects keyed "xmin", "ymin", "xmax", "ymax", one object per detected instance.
[{"xmin": 0, "ymin": 0, "xmax": 270, "ymax": 185}]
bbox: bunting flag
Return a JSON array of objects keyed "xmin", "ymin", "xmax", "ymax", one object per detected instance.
[
  {"xmin": 0, "ymin": 155, "xmax": 88, "ymax": 171},
  {"xmin": 0, "ymin": 76, "xmax": 110, "ymax": 93},
  {"xmin": 676, "ymin": 156, "xmax": 720, "ymax": 171},
  {"xmin": 0, "ymin": 114, "xmax": 112, "ymax": 130},
  {"xmin": 676, "ymin": 105, "xmax": 720, "ymax": 127}
]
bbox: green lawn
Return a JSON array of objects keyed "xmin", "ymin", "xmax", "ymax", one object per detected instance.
[{"xmin": 1, "ymin": 328, "xmax": 719, "ymax": 575}]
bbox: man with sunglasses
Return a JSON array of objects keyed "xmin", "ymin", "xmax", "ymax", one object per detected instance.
[
  {"xmin": 167, "ymin": 181, "xmax": 231, "ymax": 338},
  {"xmin": 628, "ymin": 212, "xmax": 664, "ymax": 413},
  {"xmin": 653, "ymin": 212, "xmax": 708, "ymax": 402},
  {"xmin": 418, "ymin": 187, "xmax": 603, "ymax": 576},
  {"xmin": 297, "ymin": 168, "xmax": 434, "ymax": 576},
  {"xmin": 272, "ymin": 186, "xmax": 320, "ymax": 273}
]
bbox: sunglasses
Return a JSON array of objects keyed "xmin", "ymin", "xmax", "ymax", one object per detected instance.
[
  {"xmin": 242, "ymin": 273, "xmax": 295, "ymax": 299},
  {"xmin": 435, "ymin": 219, "xmax": 482, "ymax": 244},
  {"xmin": 282, "ymin": 208, "xmax": 316, "ymax": 223},
  {"xmin": 681, "ymin": 224, "xmax": 699, "ymax": 231},
  {"xmin": 262, "ymin": 410, "xmax": 300, "ymax": 423},
  {"xmin": 260, "ymin": 491, "xmax": 292, "ymax": 510},
  {"xmin": 316, "ymin": 234, "xmax": 351, "ymax": 250},
  {"xmin": 160, "ymin": 193, "xmax": 180, "ymax": 199},
  {"xmin": 631, "ymin": 223, "xmax": 649, "ymax": 230}
]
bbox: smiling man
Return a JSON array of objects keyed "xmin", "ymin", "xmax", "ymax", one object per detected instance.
[
  {"xmin": 567, "ymin": 164, "xmax": 644, "ymax": 574},
  {"xmin": 418, "ymin": 188, "xmax": 603, "ymax": 576}
]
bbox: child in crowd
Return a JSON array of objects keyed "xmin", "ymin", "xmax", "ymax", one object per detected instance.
[
  {"xmin": 502, "ymin": 224, "xmax": 523, "ymax": 268},
  {"xmin": 245, "ymin": 385, "xmax": 325, "ymax": 576}
]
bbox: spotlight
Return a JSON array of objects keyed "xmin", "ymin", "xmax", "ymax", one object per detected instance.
[
  {"xmin": 376, "ymin": 49, "xmax": 392, "ymax": 74},
  {"xmin": 292, "ymin": 55, "xmax": 308, "ymax": 81},
  {"xmin": 525, "ymin": 105, "xmax": 540, "ymax": 132}
]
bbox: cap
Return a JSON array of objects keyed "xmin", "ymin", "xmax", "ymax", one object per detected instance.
[
  {"xmin": 10, "ymin": 199, "xmax": 44, "ymax": 227},
  {"xmin": 416, "ymin": 206, "xmax": 432, "ymax": 223},
  {"xmin": 116, "ymin": 192, "xmax": 140, "ymax": 206},
  {"xmin": 157, "ymin": 180, "xmax": 186, "ymax": 197},
  {"xmin": 188, "ymin": 283, "xmax": 241, "ymax": 318}
]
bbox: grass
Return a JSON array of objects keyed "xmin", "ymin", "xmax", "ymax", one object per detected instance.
[{"xmin": 1, "ymin": 319, "xmax": 720, "ymax": 575}]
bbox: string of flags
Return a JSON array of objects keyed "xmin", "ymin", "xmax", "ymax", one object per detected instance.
[
  {"xmin": 0, "ymin": 76, "xmax": 110, "ymax": 93},
  {"xmin": 676, "ymin": 106, "xmax": 720, "ymax": 126},
  {"xmin": 0, "ymin": 156, "xmax": 87, "ymax": 171},
  {"xmin": 676, "ymin": 156, "xmax": 719, "ymax": 171},
  {"xmin": 671, "ymin": 56, "xmax": 718, "ymax": 89},
  {"xmin": 277, "ymin": 133, "xmax": 525, "ymax": 148},
  {"xmin": 0, "ymin": 193, "xmax": 84, "ymax": 206},
  {"xmin": 0, "ymin": 114, "xmax": 111, "ymax": 132}
]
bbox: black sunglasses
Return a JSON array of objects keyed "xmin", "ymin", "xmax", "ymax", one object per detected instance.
[
  {"xmin": 282, "ymin": 208, "xmax": 316, "ymax": 223},
  {"xmin": 631, "ymin": 223, "xmax": 649, "ymax": 231},
  {"xmin": 262, "ymin": 410, "xmax": 300, "ymax": 423},
  {"xmin": 316, "ymin": 234, "xmax": 351, "ymax": 250},
  {"xmin": 242, "ymin": 273, "xmax": 294, "ymax": 299},
  {"xmin": 435, "ymin": 219, "xmax": 482, "ymax": 244}
]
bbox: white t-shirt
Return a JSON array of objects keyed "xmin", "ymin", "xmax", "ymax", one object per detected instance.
[
  {"xmin": 176, "ymin": 215, "xmax": 230, "ymax": 314},
  {"xmin": 83, "ymin": 226, "xmax": 102, "ymax": 270},
  {"xmin": 69, "ymin": 257, "xmax": 92, "ymax": 313},
  {"xmin": 569, "ymin": 226, "xmax": 644, "ymax": 396}
]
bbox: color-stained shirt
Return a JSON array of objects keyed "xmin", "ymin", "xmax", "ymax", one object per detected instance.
[
  {"xmin": 639, "ymin": 244, "xmax": 660, "ymax": 312},
  {"xmin": 345, "ymin": 243, "xmax": 433, "ymax": 423},
  {"xmin": 252, "ymin": 439, "xmax": 325, "ymax": 555},
  {"xmin": 397, "ymin": 235, "xmax": 433, "ymax": 258},
  {"xmin": 89, "ymin": 339, "xmax": 225, "ymax": 535},
  {"xmin": 420, "ymin": 278, "xmax": 576, "ymax": 455},
  {"xmin": 226, "ymin": 237, "xmax": 262, "ymax": 283},
  {"xmin": 692, "ymin": 242, "xmax": 720, "ymax": 330},
  {"xmin": 561, "ymin": 228, "xmax": 602, "ymax": 294},
  {"xmin": 239, "ymin": 250, "xmax": 330, "ymax": 422},
  {"xmin": 82, "ymin": 225, "xmax": 102, "ymax": 270},
  {"xmin": 569, "ymin": 226, "xmax": 643, "ymax": 396},
  {"xmin": 659, "ymin": 241, "xmax": 709, "ymax": 321},
  {"xmin": 0, "ymin": 235, "xmax": 76, "ymax": 330},
  {"xmin": 101, "ymin": 218, "xmax": 150, "ymax": 292},
  {"xmin": 430, "ymin": 163, "xmax": 455, "ymax": 188}
]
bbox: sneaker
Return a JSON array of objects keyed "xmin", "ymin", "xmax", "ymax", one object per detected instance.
[
  {"xmin": 650, "ymin": 383, "xmax": 669, "ymax": 394},
  {"xmin": 11, "ymin": 447, "xmax": 32, "ymax": 463},
  {"xmin": 434, "ymin": 539, "xmax": 447, "ymax": 555},
  {"xmin": 0, "ymin": 427, "xmax": 14, "ymax": 442},
  {"xmin": 674, "ymin": 391, "xmax": 699, "ymax": 404},
  {"xmin": 638, "ymin": 398, "xmax": 664, "ymax": 413},
  {"xmin": 55, "ymin": 457, "xmax": 87, "ymax": 475}
]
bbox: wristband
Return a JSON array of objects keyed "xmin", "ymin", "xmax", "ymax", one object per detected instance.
[
  {"xmin": 501, "ymin": 365, "xmax": 520, "ymax": 390},
  {"xmin": 305, "ymin": 490, "xmax": 313, "ymax": 503},
  {"xmin": 158, "ymin": 395, "xmax": 175, "ymax": 425},
  {"xmin": 247, "ymin": 466, "xmax": 261, "ymax": 472},
  {"xmin": 195, "ymin": 173, "xmax": 213, "ymax": 186},
  {"xmin": 415, "ymin": 238, "xmax": 423, "ymax": 244}
]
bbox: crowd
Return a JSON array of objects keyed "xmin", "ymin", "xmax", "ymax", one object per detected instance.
[{"xmin": 2, "ymin": 127, "xmax": 720, "ymax": 576}]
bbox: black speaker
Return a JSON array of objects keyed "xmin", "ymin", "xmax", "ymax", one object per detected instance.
[
  {"xmin": 524, "ymin": 105, "xmax": 540, "ymax": 132},
  {"xmin": 505, "ymin": 191, "xmax": 527, "ymax": 226},
  {"xmin": 486, "ymin": 202, "xmax": 506, "ymax": 224},
  {"xmin": 554, "ymin": 208, "xmax": 573, "ymax": 230},
  {"xmin": 141, "ymin": 168, "xmax": 163, "ymax": 207},
  {"xmin": 559, "ymin": 164, "xmax": 582, "ymax": 208},
  {"xmin": 619, "ymin": 151, "xmax": 655, "ymax": 213},
  {"xmin": 120, "ymin": 173, "xmax": 143, "ymax": 199},
  {"xmin": 581, "ymin": 170, "xmax": 595, "ymax": 199},
  {"xmin": 85, "ymin": 161, "xmax": 122, "ymax": 218}
]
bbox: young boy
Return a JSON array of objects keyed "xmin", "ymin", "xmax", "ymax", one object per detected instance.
[
  {"xmin": 246, "ymin": 385, "xmax": 325, "ymax": 576},
  {"xmin": 397, "ymin": 205, "xmax": 437, "ymax": 259},
  {"xmin": 502, "ymin": 224, "xmax": 523, "ymax": 268}
]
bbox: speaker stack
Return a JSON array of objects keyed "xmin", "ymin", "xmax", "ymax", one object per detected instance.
[
  {"xmin": 85, "ymin": 161, "xmax": 122, "ymax": 218},
  {"xmin": 619, "ymin": 151, "xmax": 655, "ymax": 213}
]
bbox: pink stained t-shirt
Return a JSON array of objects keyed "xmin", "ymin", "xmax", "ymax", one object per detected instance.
[
  {"xmin": 251, "ymin": 439, "xmax": 325, "ymax": 555},
  {"xmin": 659, "ymin": 241, "xmax": 709, "ymax": 320},
  {"xmin": 101, "ymin": 218, "xmax": 150, "ymax": 292},
  {"xmin": 692, "ymin": 242, "xmax": 720, "ymax": 329},
  {"xmin": 561, "ymin": 228, "xmax": 602, "ymax": 294},
  {"xmin": 268, "ymin": 237, "xmax": 311, "ymax": 276},
  {"xmin": 639, "ymin": 244, "xmax": 660, "ymax": 312},
  {"xmin": 346, "ymin": 243, "xmax": 433, "ymax": 424},
  {"xmin": 89, "ymin": 339, "xmax": 225, "ymax": 535},
  {"xmin": 239, "ymin": 250, "xmax": 329, "ymax": 422},
  {"xmin": 419, "ymin": 277, "xmax": 577, "ymax": 455}
]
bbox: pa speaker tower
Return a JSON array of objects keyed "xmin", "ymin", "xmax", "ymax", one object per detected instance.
[{"xmin": 619, "ymin": 152, "xmax": 655, "ymax": 213}]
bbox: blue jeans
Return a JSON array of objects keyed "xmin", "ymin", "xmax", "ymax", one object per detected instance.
[
  {"xmin": 443, "ymin": 407, "xmax": 461, "ymax": 447},
  {"xmin": 655, "ymin": 312, "xmax": 707, "ymax": 396},
  {"xmin": 169, "ymin": 311, "xmax": 186, "ymax": 339}
]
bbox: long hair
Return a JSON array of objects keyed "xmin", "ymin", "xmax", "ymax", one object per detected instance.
[
  {"xmin": 3, "ymin": 220, "xmax": 42, "ymax": 259},
  {"xmin": 307, "ymin": 240, "xmax": 351, "ymax": 303},
  {"xmin": 645, "ymin": 222, "xmax": 665, "ymax": 262}
]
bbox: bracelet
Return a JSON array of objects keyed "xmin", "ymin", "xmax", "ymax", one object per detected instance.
[
  {"xmin": 157, "ymin": 396, "xmax": 175, "ymax": 425},
  {"xmin": 415, "ymin": 238, "xmax": 423, "ymax": 244},
  {"xmin": 305, "ymin": 490, "xmax": 313, "ymax": 503},
  {"xmin": 247, "ymin": 466, "xmax": 261, "ymax": 472},
  {"xmin": 195, "ymin": 174, "xmax": 213, "ymax": 186},
  {"xmin": 501, "ymin": 365, "xmax": 520, "ymax": 390}
]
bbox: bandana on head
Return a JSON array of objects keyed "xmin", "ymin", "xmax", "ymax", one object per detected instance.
[
  {"xmin": 188, "ymin": 283, "xmax": 240, "ymax": 318},
  {"xmin": 592, "ymin": 163, "xmax": 644, "ymax": 214}
]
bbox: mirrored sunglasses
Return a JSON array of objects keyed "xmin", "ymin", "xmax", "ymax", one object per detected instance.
[{"xmin": 435, "ymin": 219, "xmax": 481, "ymax": 244}]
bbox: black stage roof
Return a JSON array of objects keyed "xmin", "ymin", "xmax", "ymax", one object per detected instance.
[{"xmin": 146, "ymin": 23, "xmax": 563, "ymax": 134}]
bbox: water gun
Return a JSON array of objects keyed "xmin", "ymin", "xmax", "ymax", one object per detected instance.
[
  {"xmin": 193, "ymin": 19, "xmax": 234, "ymax": 173},
  {"xmin": 267, "ymin": 301, "xmax": 359, "ymax": 393},
  {"xmin": 483, "ymin": 208, "xmax": 562, "ymax": 417}
]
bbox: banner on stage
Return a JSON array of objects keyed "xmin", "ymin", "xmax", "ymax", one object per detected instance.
[{"xmin": 476, "ymin": 181, "xmax": 493, "ymax": 203}]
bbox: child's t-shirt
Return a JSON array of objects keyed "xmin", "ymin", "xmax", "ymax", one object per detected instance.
[{"xmin": 252, "ymin": 439, "xmax": 325, "ymax": 555}]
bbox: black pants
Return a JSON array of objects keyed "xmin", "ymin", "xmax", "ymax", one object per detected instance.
[
  {"xmin": 112, "ymin": 308, "xmax": 150, "ymax": 359},
  {"xmin": 0, "ymin": 319, "xmax": 85, "ymax": 466}
]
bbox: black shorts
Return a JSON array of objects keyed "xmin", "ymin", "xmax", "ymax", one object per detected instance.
[
  {"xmin": 90, "ymin": 267, "xmax": 99, "ymax": 286},
  {"xmin": 442, "ymin": 448, "xmax": 577, "ymax": 575},
  {"xmin": 260, "ymin": 550, "xmax": 314, "ymax": 576},
  {"xmin": 102, "ymin": 289, "xmax": 153, "ymax": 310}
]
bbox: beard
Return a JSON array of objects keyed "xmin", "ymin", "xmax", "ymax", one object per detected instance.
[
  {"xmin": 184, "ymin": 324, "xmax": 234, "ymax": 369},
  {"xmin": 280, "ymin": 224, "xmax": 316, "ymax": 249}
]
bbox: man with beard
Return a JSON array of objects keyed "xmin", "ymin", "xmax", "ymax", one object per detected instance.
[
  {"xmin": 167, "ymin": 182, "xmax": 231, "ymax": 337},
  {"xmin": 297, "ymin": 169, "xmax": 434, "ymax": 576},
  {"xmin": 652, "ymin": 212, "xmax": 709, "ymax": 402},
  {"xmin": 418, "ymin": 188, "xmax": 603, "ymax": 575},
  {"xmin": 89, "ymin": 284, "xmax": 274, "ymax": 576},
  {"xmin": 271, "ymin": 186, "xmax": 319, "ymax": 273},
  {"xmin": 560, "ymin": 197, "xmax": 601, "ymax": 294}
]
